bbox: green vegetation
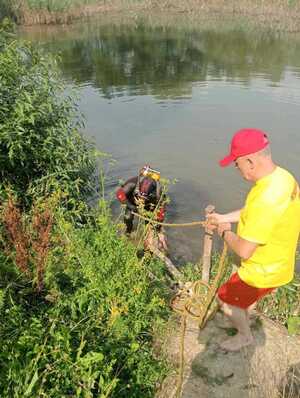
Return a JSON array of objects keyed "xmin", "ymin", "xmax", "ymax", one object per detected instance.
[
  {"xmin": 26, "ymin": 0, "xmax": 98, "ymax": 12},
  {"xmin": 258, "ymin": 276, "xmax": 300, "ymax": 330},
  {"xmin": 0, "ymin": 0, "xmax": 102, "ymax": 24},
  {"xmin": 1, "ymin": 12, "xmax": 300, "ymax": 397},
  {"xmin": 0, "ymin": 19, "xmax": 96, "ymax": 210},
  {"xmin": 1, "ymin": 0, "xmax": 300, "ymax": 30},
  {"xmin": 0, "ymin": 199, "xmax": 170, "ymax": 397},
  {"xmin": 0, "ymin": 23, "xmax": 170, "ymax": 397}
]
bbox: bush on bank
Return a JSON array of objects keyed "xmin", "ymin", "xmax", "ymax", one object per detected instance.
[
  {"xmin": 0, "ymin": 201, "xmax": 170, "ymax": 397},
  {"xmin": 0, "ymin": 20, "xmax": 96, "ymax": 210}
]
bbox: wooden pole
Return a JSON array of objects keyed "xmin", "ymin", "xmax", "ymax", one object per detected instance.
[
  {"xmin": 144, "ymin": 227, "xmax": 183, "ymax": 281},
  {"xmin": 151, "ymin": 246, "xmax": 183, "ymax": 281},
  {"xmin": 201, "ymin": 204, "xmax": 215, "ymax": 283}
]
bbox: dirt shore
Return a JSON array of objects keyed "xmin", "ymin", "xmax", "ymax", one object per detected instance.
[{"xmin": 157, "ymin": 312, "xmax": 300, "ymax": 398}]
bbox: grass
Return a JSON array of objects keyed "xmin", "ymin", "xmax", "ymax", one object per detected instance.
[
  {"xmin": 0, "ymin": 197, "xmax": 172, "ymax": 397},
  {"xmin": 27, "ymin": 0, "xmax": 99, "ymax": 12},
  {"xmin": 257, "ymin": 275, "xmax": 300, "ymax": 330},
  {"xmin": 3, "ymin": 0, "xmax": 300, "ymax": 31}
]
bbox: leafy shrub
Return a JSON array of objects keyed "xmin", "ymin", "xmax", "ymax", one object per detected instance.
[
  {"xmin": 0, "ymin": 26, "xmax": 97, "ymax": 210},
  {"xmin": 0, "ymin": 203, "xmax": 170, "ymax": 397}
]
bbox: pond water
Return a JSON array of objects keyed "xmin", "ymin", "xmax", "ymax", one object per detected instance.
[{"xmin": 20, "ymin": 18, "xmax": 300, "ymax": 264}]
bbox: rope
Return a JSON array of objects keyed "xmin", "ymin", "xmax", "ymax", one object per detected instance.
[
  {"xmin": 171, "ymin": 242, "xmax": 228, "ymax": 398},
  {"xmin": 132, "ymin": 212, "xmax": 207, "ymax": 228},
  {"xmin": 177, "ymin": 314, "xmax": 187, "ymax": 398}
]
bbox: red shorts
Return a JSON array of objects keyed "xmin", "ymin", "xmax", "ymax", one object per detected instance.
[{"xmin": 218, "ymin": 272, "xmax": 274, "ymax": 309}]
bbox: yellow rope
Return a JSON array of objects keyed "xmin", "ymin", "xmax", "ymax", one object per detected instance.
[
  {"xmin": 132, "ymin": 212, "xmax": 207, "ymax": 228},
  {"xmin": 176, "ymin": 314, "xmax": 187, "ymax": 398}
]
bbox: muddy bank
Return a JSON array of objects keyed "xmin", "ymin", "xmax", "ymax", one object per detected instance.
[{"xmin": 11, "ymin": 0, "xmax": 300, "ymax": 32}]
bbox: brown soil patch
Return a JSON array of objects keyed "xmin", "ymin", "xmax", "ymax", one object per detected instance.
[{"xmin": 157, "ymin": 313, "xmax": 300, "ymax": 398}]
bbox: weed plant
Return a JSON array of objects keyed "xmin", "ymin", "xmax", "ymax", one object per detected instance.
[
  {"xmin": 182, "ymin": 250, "xmax": 232, "ymax": 284},
  {"xmin": 257, "ymin": 276, "xmax": 300, "ymax": 329},
  {"xmin": 0, "ymin": 199, "xmax": 171, "ymax": 397},
  {"xmin": 27, "ymin": 0, "xmax": 99, "ymax": 12}
]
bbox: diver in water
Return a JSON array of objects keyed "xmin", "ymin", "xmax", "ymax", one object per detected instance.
[{"xmin": 116, "ymin": 165, "xmax": 167, "ymax": 250}]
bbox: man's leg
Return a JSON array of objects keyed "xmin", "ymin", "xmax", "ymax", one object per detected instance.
[
  {"xmin": 246, "ymin": 302, "xmax": 257, "ymax": 323},
  {"xmin": 124, "ymin": 207, "xmax": 134, "ymax": 234},
  {"xmin": 216, "ymin": 302, "xmax": 257, "ymax": 329},
  {"xmin": 218, "ymin": 298, "xmax": 254, "ymax": 351}
]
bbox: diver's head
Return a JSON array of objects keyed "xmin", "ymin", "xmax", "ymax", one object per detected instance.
[{"xmin": 136, "ymin": 176, "xmax": 156, "ymax": 201}]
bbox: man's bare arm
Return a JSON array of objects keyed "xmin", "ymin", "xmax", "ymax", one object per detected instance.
[
  {"xmin": 208, "ymin": 209, "xmax": 243, "ymax": 225},
  {"xmin": 217, "ymin": 223, "xmax": 258, "ymax": 260},
  {"xmin": 224, "ymin": 231, "xmax": 258, "ymax": 260}
]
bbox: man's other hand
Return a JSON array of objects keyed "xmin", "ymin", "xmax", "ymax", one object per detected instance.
[{"xmin": 217, "ymin": 222, "xmax": 232, "ymax": 237}]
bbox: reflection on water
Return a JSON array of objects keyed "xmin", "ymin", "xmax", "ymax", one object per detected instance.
[
  {"xmin": 20, "ymin": 20, "xmax": 300, "ymax": 263},
  {"xmin": 21, "ymin": 23, "xmax": 300, "ymax": 98}
]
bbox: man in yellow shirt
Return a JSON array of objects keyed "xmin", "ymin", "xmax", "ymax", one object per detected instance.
[{"xmin": 208, "ymin": 128, "xmax": 300, "ymax": 351}]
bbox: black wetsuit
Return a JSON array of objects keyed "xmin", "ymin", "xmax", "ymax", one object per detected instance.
[{"xmin": 121, "ymin": 176, "xmax": 163, "ymax": 233}]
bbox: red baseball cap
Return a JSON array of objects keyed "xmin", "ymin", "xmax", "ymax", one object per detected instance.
[{"xmin": 219, "ymin": 128, "xmax": 269, "ymax": 167}]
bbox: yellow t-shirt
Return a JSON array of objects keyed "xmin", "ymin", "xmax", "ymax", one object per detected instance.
[{"xmin": 237, "ymin": 167, "xmax": 300, "ymax": 288}]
